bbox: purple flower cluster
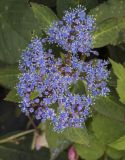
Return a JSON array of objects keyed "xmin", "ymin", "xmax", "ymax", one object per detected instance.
[
  {"xmin": 17, "ymin": 6, "xmax": 110, "ymax": 132},
  {"xmin": 47, "ymin": 6, "xmax": 96, "ymax": 56}
]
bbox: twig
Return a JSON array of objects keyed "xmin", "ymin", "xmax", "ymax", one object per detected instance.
[{"xmin": 0, "ymin": 129, "xmax": 35, "ymax": 144}]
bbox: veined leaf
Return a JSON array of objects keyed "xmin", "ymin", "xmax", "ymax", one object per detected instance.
[
  {"xmin": 75, "ymin": 135, "xmax": 105, "ymax": 160},
  {"xmin": 93, "ymin": 17, "xmax": 125, "ymax": 48},
  {"xmin": 0, "ymin": 66, "xmax": 19, "ymax": 89},
  {"xmin": 92, "ymin": 114, "xmax": 125, "ymax": 144},
  {"xmin": 0, "ymin": 0, "xmax": 38, "ymax": 64},
  {"xmin": 109, "ymin": 135, "xmax": 125, "ymax": 151},
  {"xmin": 94, "ymin": 97, "xmax": 125, "ymax": 122},
  {"xmin": 90, "ymin": 0, "xmax": 125, "ymax": 24},
  {"xmin": 110, "ymin": 59, "xmax": 125, "ymax": 104},
  {"xmin": 46, "ymin": 123, "xmax": 70, "ymax": 160},
  {"xmin": 31, "ymin": 3, "xmax": 58, "ymax": 32},
  {"xmin": 106, "ymin": 147, "xmax": 124, "ymax": 159},
  {"xmin": 62, "ymin": 127, "xmax": 89, "ymax": 145},
  {"xmin": 110, "ymin": 59, "xmax": 125, "ymax": 80}
]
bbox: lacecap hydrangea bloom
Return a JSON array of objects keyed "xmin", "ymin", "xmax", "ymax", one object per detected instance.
[{"xmin": 17, "ymin": 6, "xmax": 110, "ymax": 132}]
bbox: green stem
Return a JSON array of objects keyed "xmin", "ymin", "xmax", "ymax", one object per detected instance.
[
  {"xmin": 0, "ymin": 129, "xmax": 35, "ymax": 144},
  {"xmin": 28, "ymin": 115, "xmax": 37, "ymax": 130}
]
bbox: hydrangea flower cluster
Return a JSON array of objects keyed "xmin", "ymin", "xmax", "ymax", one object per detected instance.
[
  {"xmin": 17, "ymin": 6, "xmax": 110, "ymax": 132},
  {"xmin": 47, "ymin": 6, "xmax": 96, "ymax": 56}
]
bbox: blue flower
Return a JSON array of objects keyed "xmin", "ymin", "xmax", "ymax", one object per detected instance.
[
  {"xmin": 17, "ymin": 6, "xmax": 110, "ymax": 132},
  {"xmin": 47, "ymin": 6, "xmax": 95, "ymax": 56}
]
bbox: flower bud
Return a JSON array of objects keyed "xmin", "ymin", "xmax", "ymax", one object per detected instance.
[{"xmin": 68, "ymin": 146, "xmax": 78, "ymax": 160}]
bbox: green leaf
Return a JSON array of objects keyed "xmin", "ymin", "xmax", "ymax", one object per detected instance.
[
  {"xmin": 117, "ymin": 81, "xmax": 125, "ymax": 104},
  {"xmin": 46, "ymin": 123, "xmax": 70, "ymax": 160},
  {"xmin": 0, "ymin": 21, "xmax": 26, "ymax": 64},
  {"xmin": 108, "ymin": 45, "xmax": 125, "ymax": 64},
  {"xmin": 110, "ymin": 59, "xmax": 125, "ymax": 78},
  {"xmin": 93, "ymin": 17, "xmax": 125, "ymax": 48},
  {"xmin": 56, "ymin": 0, "xmax": 98, "ymax": 18},
  {"xmin": 62, "ymin": 127, "xmax": 89, "ymax": 145},
  {"xmin": 5, "ymin": 89, "xmax": 20, "ymax": 102},
  {"xmin": 109, "ymin": 135, "xmax": 125, "ymax": 150},
  {"xmin": 75, "ymin": 135, "xmax": 105, "ymax": 160},
  {"xmin": 90, "ymin": 0, "xmax": 125, "ymax": 48},
  {"xmin": 106, "ymin": 147, "xmax": 124, "ymax": 159},
  {"xmin": 0, "ymin": 66, "xmax": 19, "ymax": 89},
  {"xmin": 110, "ymin": 59, "xmax": 125, "ymax": 104},
  {"xmin": 0, "ymin": 0, "xmax": 38, "ymax": 64},
  {"xmin": 46, "ymin": 123, "xmax": 63, "ymax": 149},
  {"xmin": 30, "ymin": 90, "xmax": 39, "ymax": 100},
  {"xmin": 92, "ymin": 114, "xmax": 125, "ymax": 144},
  {"xmin": 90, "ymin": 0, "xmax": 125, "ymax": 24},
  {"xmin": 31, "ymin": 3, "xmax": 58, "ymax": 32},
  {"xmin": 94, "ymin": 97, "xmax": 125, "ymax": 122},
  {"xmin": 70, "ymin": 80, "xmax": 86, "ymax": 95}
]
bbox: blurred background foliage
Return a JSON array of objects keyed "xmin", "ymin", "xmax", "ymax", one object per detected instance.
[{"xmin": 1, "ymin": 0, "xmax": 125, "ymax": 159}]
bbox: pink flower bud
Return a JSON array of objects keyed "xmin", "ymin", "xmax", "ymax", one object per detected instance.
[
  {"xmin": 68, "ymin": 146, "xmax": 78, "ymax": 160},
  {"xmin": 32, "ymin": 131, "xmax": 48, "ymax": 151}
]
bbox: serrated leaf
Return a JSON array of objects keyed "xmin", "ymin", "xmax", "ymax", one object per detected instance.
[
  {"xmin": 56, "ymin": 0, "xmax": 98, "ymax": 15},
  {"xmin": 93, "ymin": 17, "xmax": 125, "ymax": 48},
  {"xmin": 92, "ymin": 114, "xmax": 125, "ymax": 144},
  {"xmin": 110, "ymin": 59, "xmax": 125, "ymax": 104},
  {"xmin": 62, "ymin": 127, "xmax": 89, "ymax": 145},
  {"xmin": 0, "ymin": 66, "xmax": 19, "ymax": 89},
  {"xmin": 31, "ymin": 3, "xmax": 58, "ymax": 32},
  {"xmin": 0, "ymin": 0, "xmax": 38, "ymax": 64},
  {"xmin": 109, "ymin": 135, "xmax": 125, "ymax": 150},
  {"xmin": 75, "ymin": 135, "xmax": 105, "ymax": 160},
  {"xmin": 90, "ymin": 0, "xmax": 125, "ymax": 24},
  {"xmin": 94, "ymin": 97, "xmax": 125, "ymax": 122}
]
